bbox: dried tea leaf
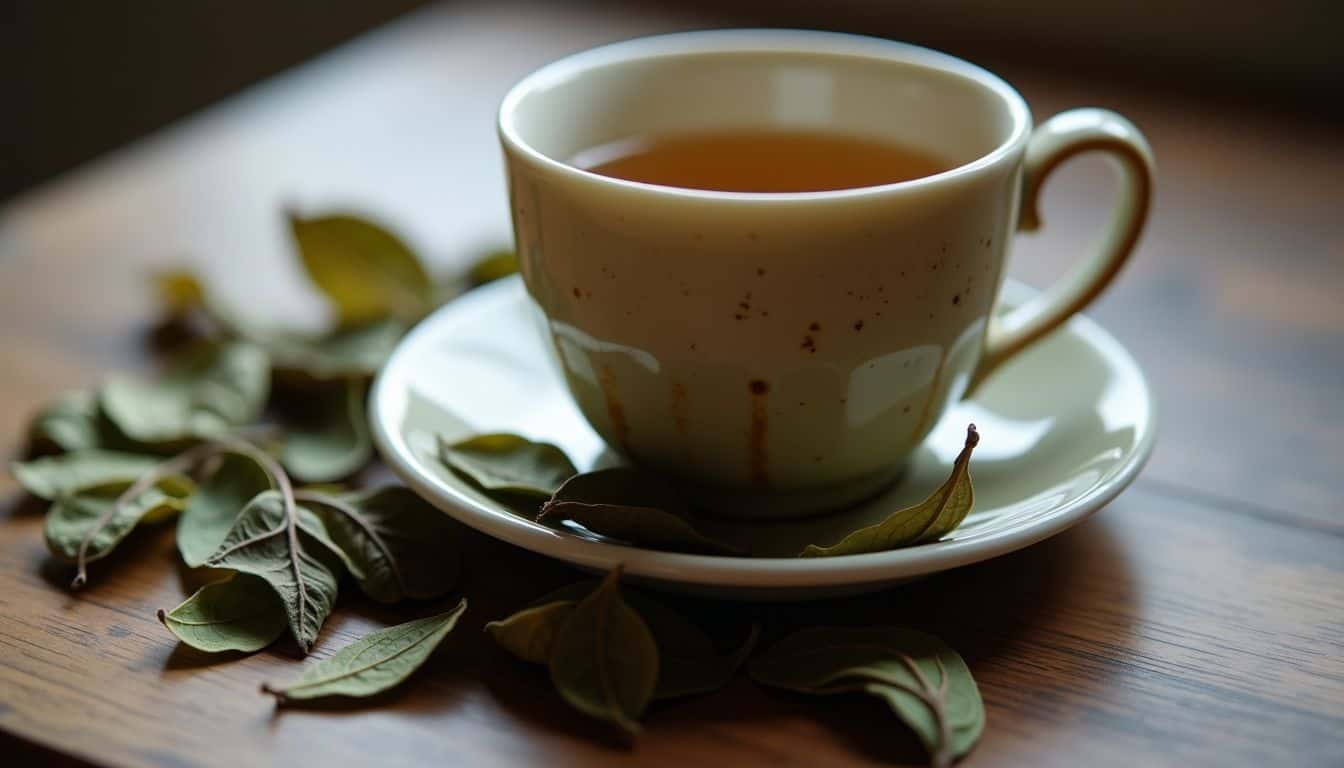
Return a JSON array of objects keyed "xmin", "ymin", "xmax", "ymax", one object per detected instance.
[
  {"xmin": 800, "ymin": 425, "xmax": 979, "ymax": 557},
  {"xmin": 265, "ymin": 317, "xmax": 405, "ymax": 383},
  {"xmin": 44, "ymin": 488, "xmax": 185, "ymax": 563},
  {"xmin": 748, "ymin": 627, "xmax": 985, "ymax": 765},
  {"xmin": 154, "ymin": 270, "xmax": 208, "ymax": 316},
  {"xmin": 99, "ymin": 341, "xmax": 270, "ymax": 446},
  {"xmin": 178, "ymin": 452, "xmax": 275, "ymax": 567},
  {"xmin": 205, "ymin": 490, "xmax": 340, "ymax": 652},
  {"xmin": 288, "ymin": 212, "xmax": 432, "ymax": 325},
  {"xmin": 27, "ymin": 390, "xmax": 103, "ymax": 453},
  {"xmin": 539, "ymin": 469, "xmax": 739, "ymax": 556},
  {"xmin": 12, "ymin": 450, "xmax": 186, "ymax": 500},
  {"xmin": 158, "ymin": 573, "xmax": 287, "ymax": 653},
  {"xmin": 467, "ymin": 248, "xmax": 518, "ymax": 287},
  {"xmin": 548, "ymin": 567, "xmax": 657, "ymax": 737},
  {"xmin": 280, "ymin": 380, "xmax": 372, "ymax": 483},
  {"xmin": 261, "ymin": 600, "xmax": 467, "ymax": 703},
  {"xmin": 295, "ymin": 486, "xmax": 462, "ymax": 603},
  {"xmin": 486, "ymin": 600, "xmax": 577, "ymax": 664},
  {"xmin": 493, "ymin": 579, "xmax": 753, "ymax": 701},
  {"xmin": 440, "ymin": 433, "xmax": 577, "ymax": 499}
]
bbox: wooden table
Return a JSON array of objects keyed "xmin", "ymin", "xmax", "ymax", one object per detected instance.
[{"xmin": 2, "ymin": 3, "xmax": 1341, "ymax": 766}]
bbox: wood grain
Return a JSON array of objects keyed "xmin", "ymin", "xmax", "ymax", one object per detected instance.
[{"xmin": 1, "ymin": 1, "xmax": 1342, "ymax": 765}]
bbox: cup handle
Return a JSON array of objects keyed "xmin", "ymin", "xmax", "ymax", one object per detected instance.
[{"xmin": 966, "ymin": 108, "xmax": 1154, "ymax": 396}]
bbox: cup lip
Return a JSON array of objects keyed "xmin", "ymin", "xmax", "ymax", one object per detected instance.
[{"xmin": 498, "ymin": 29, "xmax": 1033, "ymax": 204}]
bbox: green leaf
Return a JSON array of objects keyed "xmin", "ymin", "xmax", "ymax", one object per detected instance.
[
  {"xmin": 748, "ymin": 626, "xmax": 985, "ymax": 763},
  {"xmin": 466, "ymin": 248, "xmax": 518, "ymax": 287},
  {"xmin": 280, "ymin": 380, "xmax": 372, "ymax": 483},
  {"xmin": 440, "ymin": 433, "xmax": 577, "ymax": 499},
  {"xmin": 548, "ymin": 568, "xmax": 658, "ymax": 737},
  {"xmin": 800, "ymin": 425, "xmax": 979, "ymax": 557},
  {"xmin": 178, "ymin": 452, "xmax": 275, "ymax": 567},
  {"xmin": 486, "ymin": 600, "xmax": 577, "ymax": 664},
  {"xmin": 205, "ymin": 490, "xmax": 340, "ymax": 652},
  {"xmin": 295, "ymin": 486, "xmax": 462, "ymax": 603},
  {"xmin": 12, "ymin": 450, "xmax": 186, "ymax": 500},
  {"xmin": 493, "ymin": 580, "xmax": 756, "ymax": 700},
  {"xmin": 288, "ymin": 212, "xmax": 432, "ymax": 325},
  {"xmin": 99, "ymin": 341, "xmax": 270, "ymax": 446},
  {"xmin": 27, "ymin": 390, "xmax": 103, "ymax": 453},
  {"xmin": 44, "ymin": 488, "xmax": 185, "ymax": 563},
  {"xmin": 539, "ymin": 469, "xmax": 739, "ymax": 556},
  {"xmin": 266, "ymin": 318, "xmax": 405, "ymax": 383},
  {"xmin": 261, "ymin": 600, "xmax": 467, "ymax": 703},
  {"xmin": 158, "ymin": 573, "xmax": 287, "ymax": 653}
]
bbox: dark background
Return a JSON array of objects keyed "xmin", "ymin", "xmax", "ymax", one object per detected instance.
[{"xmin": 2, "ymin": 0, "xmax": 1340, "ymax": 201}]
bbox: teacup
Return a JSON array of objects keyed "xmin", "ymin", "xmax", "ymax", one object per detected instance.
[{"xmin": 498, "ymin": 30, "xmax": 1153, "ymax": 518}]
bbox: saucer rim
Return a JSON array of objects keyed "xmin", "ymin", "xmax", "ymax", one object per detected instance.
[{"xmin": 370, "ymin": 276, "xmax": 1155, "ymax": 590}]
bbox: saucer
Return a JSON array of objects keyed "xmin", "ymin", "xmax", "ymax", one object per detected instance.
[{"xmin": 370, "ymin": 276, "xmax": 1154, "ymax": 599}]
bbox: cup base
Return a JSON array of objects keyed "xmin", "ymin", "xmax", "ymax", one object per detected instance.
[{"xmin": 673, "ymin": 462, "xmax": 909, "ymax": 521}]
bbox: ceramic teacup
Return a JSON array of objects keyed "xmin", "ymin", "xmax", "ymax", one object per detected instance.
[{"xmin": 498, "ymin": 30, "xmax": 1153, "ymax": 518}]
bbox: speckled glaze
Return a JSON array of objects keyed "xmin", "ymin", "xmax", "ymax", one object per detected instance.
[
  {"xmin": 498, "ymin": 31, "xmax": 1153, "ymax": 517},
  {"xmin": 368, "ymin": 277, "xmax": 1157, "ymax": 599}
]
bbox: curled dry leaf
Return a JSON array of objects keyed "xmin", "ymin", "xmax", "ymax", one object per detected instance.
[
  {"xmin": 26, "ymin": 390, "xmax": 103, "ymax": 453},
  {"xmin": 440, "ymin": 433, "xmax": 578, "ymax": 499},
  {"xmin": 158, "ymin": 573, "xmax": 287, "ymax": 653},
  {"xmin": 548, "ymin": 567, "xmax": 658, "ymax": 737},
  {"xmin": 295, "ymin": 486, "xmax": 462, "ymax": 603},
  {"xmin": 205, "ymin": 489, "xmax": 339, "ymax": 653},
  {"xmin": 280, "ymin": 379, "xmax": 373, "ymax": 483},
  {"xmin": 261, "ymin": 599, "xmax": 467, "ymax": 704},
  {"xmin": 748, "ymin": 626, "xmax": 985, "ymax": 767},
  {"xmin": 178, "ymin": 451, "xmax": 275, "ymax": 567},
  {"xmin": 800, "ymin": 425, "xmax": 979, "ymax": 557},
  {"xmin": 45, "ymin": 488, "xmax": 185, "ymax": 566},
  {"xmin": 490, "ymin": 579, "xmax": 757, "ymax": 701},
  {"xmin": 12, "ymin": 450, "xmax": 188, "ymax": 501},
  {"xmin": 539, "ymin": 469, "xmax": 739, "ymax": 556},
  {"xmin": 99, "ymin": 341, "xmax": 270, "ymax": 447}
]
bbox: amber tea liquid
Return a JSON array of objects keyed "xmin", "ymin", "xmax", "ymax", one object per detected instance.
[{"xmin": 572, "ymin": 130, "xmax": 952, "ymax": 193}]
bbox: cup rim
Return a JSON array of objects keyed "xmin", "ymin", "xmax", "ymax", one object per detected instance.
[{"xmin": 498, "ymin": 29, "xmax": 1033, "ymax": 203}]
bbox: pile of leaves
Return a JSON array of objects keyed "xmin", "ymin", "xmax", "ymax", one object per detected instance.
[{"xmin": 10, "ymin": 211, "xmax": 985, "ymax": 766}]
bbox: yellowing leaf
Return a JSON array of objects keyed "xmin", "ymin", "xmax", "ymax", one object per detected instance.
[
  {"xmin": 800, "ymin": 425, "xmax": 979, "ymax": 557},
  {"xmin": 288, "ymin": 212, "xmax": 432, "ymax": 325}
]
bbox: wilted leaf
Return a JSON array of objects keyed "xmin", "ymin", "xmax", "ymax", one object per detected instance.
[
  {"xmin": 748, "ymin": 626, "xmax": 985, "ymax": 764},
  {"xmin": 280, "ymin": 379, "xmax": 372, "ymax": 483},
  {"xmin": 178, "ymin": 452, "xmax": 275, "ymax": 567},
  {"xmin": 539, "ymin": 469, "xmax": 739, "ymax": 555},
  {"xmin": 27, "ymin": 390, "xmax": 103, "ymax": 453},
  {"xmin": 266, "ymin": 317, "xmax": 405, "ymax": 383},
  {"xmin": 99, "ymin": 341, "xmax": 270, "ymax": 446},
  {"xmin": 288, "ymin": 212, "xmax": 432, "ymax": 325},
  {"xmin": 487, "ymin": 600, "xmax": 577, "ymax": 664},
  {"xmin": 800, "ymin": 425, "xmax": 979, "ymax": 557},
  {"xmin": 548, "ymin": 567, "xmax": 657, "ymax": 737},
  {"xmin": 44, "ymin": 488, "xmax": 185, "ymax": 563},
  {"xmin": 441, "ymin": 433, "xmax": 577, "ymax": 499},
  {"xmin": 12, "ymin": 450, "xmax": 185, "ymax": 500},
  {"xmin": 295, "ymin": 485, "xmax": 461, "ymax": 603},
  {"xmin": 205, "ymin": 490, "xmax": 340, "ymax": 652},
  {"xmin": 261, "ymin": 600, "xmax": 467, "ymax": 703},
  {"xmin": 158, "ymin": 573, "xmax": 287, "ymax": 653}
]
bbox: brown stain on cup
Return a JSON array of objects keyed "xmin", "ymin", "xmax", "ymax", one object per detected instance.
[
  {"xmin": 597, "ymin": 363, "xmax": 629, "ymax": 449},
  {"xmin": 748, "ymin": 379, "xmax": 770, "ymax": 488}
]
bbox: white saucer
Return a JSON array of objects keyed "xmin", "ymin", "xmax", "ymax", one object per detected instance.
[{"xmin": 370, "ymin": 276, "xmax": 1154, "ymax": 599}]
